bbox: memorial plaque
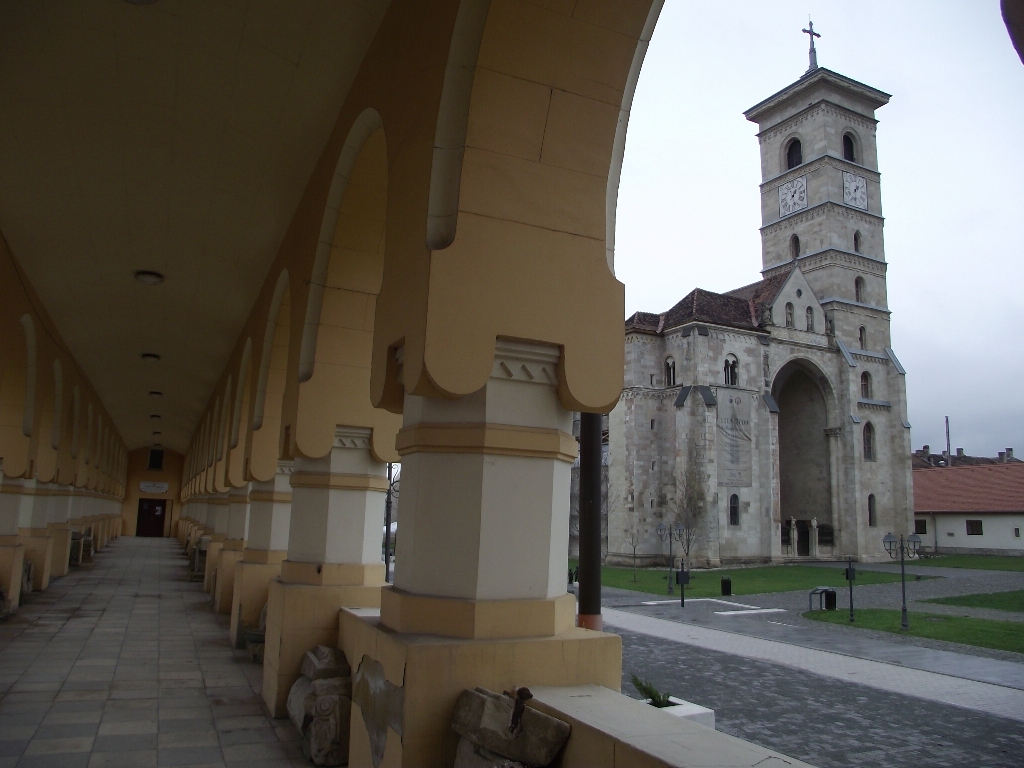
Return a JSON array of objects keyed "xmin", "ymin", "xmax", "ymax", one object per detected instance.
[{"xmin": 717, "ymin": 393, "xmax": 752, "ymax": 486}]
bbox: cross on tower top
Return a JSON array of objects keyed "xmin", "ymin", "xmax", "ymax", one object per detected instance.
[{"xmin": 802, "ymin": 19, "xmax": 821, "ymax": 73}]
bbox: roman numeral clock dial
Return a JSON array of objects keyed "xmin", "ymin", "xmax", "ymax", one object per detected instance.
[
  {"xmin": 843, "ymin": 171, "xmax": 868, "ymax": 209},
  {"xmin": 778, "ymin": 175, "xmax": 807, "ymax": 217}
]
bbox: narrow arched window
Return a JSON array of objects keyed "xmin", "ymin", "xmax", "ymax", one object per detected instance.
[
  {"xmin": 805, "ymin": 307, "xmax": 814, "ymax": 332},
  {"xmin": 790, "ymin": 234, "xmax": 800, "ymax": 260},
  {"xmin": 868, "ymin": 494, "xmax": 877, "ymax": 527},
  {"xmin": 863, "ymin": 422, "xmax": 875, "ymax": 461},
  {"xmin": 843, "ymin": 134, "xmax": 856, "ymax": 162},
  {"xmin": 787, "ymin": 139, "xmax": 803, "ymax": 169},
  {"xmin": 853, "ymin": 231, "xmax": 862, "ymax": 253},
  {"xmin": 785, "ymin": 303, "xmax": 794, "ymax": 328},
  {"xmin": 729, "ymin": 494, "xmax": 740, "ymax": 526},
  {"xmin": 855, "ymin": 276, "xmax": 865, "ymax": 303},
  {"xmin": 859, "ymin": 326, "xmax": 867, "ymax": 349},
  {"xmin": 723, "ymin": 355, "xmax": 738, "ymax": 386},
  {"xmin": 665, "ymin": 357, "xmax": 676, "ymax": 387},
  {"xmin": 861, "ymin": 371, "xmax": 872, "ymax": 399}
]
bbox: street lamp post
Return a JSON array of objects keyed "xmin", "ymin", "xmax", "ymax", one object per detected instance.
[
  {"xmin": 882, "ymin": 532, "xmax": 922, "ymax": 630},
  {"xmin": 656, "ymin": 522, "xmax": 674, "ymax": 594},
  {"xmin": 383, "ymin": 463, "xmax": 400, "ymax": 584}
]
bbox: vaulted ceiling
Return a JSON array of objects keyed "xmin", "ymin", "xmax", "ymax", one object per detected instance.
[{"xmin": 0, "ymin": 0, "xmax": 390, "ymax": 452}]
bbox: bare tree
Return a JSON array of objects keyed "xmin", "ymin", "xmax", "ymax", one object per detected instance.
[
  {"xmin": 674, "ymin": 441, "xmax": 706, "ymax": 571},
  {"xmin": 625, "ymin": 525, "xmax": 645, "ymax": 582}
]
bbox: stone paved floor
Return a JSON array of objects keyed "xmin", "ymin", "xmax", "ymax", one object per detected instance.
[
  {"xmin": 0, "ymin": 537, "xmax": 305, "ymax": 768},
  {"xmin": 619, "ymin": 627, "xmax": 1024, "ymax": 768}
]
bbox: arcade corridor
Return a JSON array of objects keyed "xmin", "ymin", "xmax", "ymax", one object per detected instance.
[{"xmin": 0, "ymin": 538, "xmax": 303, "ymax": 768}]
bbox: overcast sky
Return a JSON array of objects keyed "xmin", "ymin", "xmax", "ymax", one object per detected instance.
[{"xmin": 614, "ymin": 0, "xmax": 1024, "ymax": 459}]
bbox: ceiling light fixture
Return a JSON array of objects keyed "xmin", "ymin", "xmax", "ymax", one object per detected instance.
[
  {"xmin": 150, "ymin": 414, "xmax": 161, "ymax": 420},
  {"xmin": 134, "ymin": 270, "xmax": 164, "ymax": 286},
  {"xmin": 149, "ymin": 391, "xmax": 163, "ymax": 397},
  {"xmin": 152, "ymin": 431, "xmax": 162, "ymax": 436},
  {"xmin": 153, "ymin": 443, "xmax": 163, "ymax": 448},
  {"xmin": 141, "ymin": 353, "xmax": 161, "ymax": 362}
]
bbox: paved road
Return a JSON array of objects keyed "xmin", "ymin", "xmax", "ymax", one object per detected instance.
[
  {"xmin": 598, "ymin": 562, "xmax": 1024, "ymax": 767},
  {"xmin": 619, "ymin": 626, "xmax": 1024, "ymax": 768}
]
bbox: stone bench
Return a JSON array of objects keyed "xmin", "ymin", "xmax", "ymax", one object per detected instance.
[{"xmin": 529, "ymin": 685, "xmax": 817, "ymax": 768}]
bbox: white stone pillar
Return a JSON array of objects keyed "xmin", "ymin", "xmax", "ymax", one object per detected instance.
[
  {"xmin": 227, "ymin": 488, "xmax": 250, "ymax": 543},
  {"xmin": 286, "ymin": 427, "xmax": 387, "ymax": 568},
  {"xmin": 0, "ymin": 468, "xmax": 20, "ymax": 537},
  {"xmin": 46, "ymin": 486, "xmax": 74, "ymax": 577},
  {"xmin": 47, "ymin": 488, "xmax": 72, "ymax": 526},
  {"xmin": 212, "ymin": 496, "xmax": 230, "ymax": 537},
  {"xmin": 0, "ymin": 463, "xmax": 25, "ymax": 610},
  {"xmin": 247, "ymin": 462, "xmax": 292, "ymax": 553},
  {"xmin": 17, "ymin": 479, "xmax": 41, "ymax": 530},
  {"xmin": 263, "ymin": 434, "xmax": 389, "ymax": 716},
  {"xmin": 340, "ymin": 342, "xmax": 620, "ymax": 768},
  {"xmin": 231, "ymin": 462, "xmax": 292, "ymax": 649},
  {"xmin": 391, "ymin": 341, "xmax": 573, "ymax": 607},
  {"xmin": 204, "ymin": 494, "xmax": 231, "ymax": 591}
]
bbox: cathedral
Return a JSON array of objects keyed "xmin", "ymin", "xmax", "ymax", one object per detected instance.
[{"xmin": 606, "ymin": 56, "xmax": 914, "ymax": 567}]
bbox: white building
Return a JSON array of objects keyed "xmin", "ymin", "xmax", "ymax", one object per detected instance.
[{"xmin": 914, "ymin": 463, "xmax": 1024, "ymax": 555}]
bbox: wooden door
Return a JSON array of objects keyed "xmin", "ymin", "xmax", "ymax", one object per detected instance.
[{"xmin": 136, "ymin": 499, "xmax": 166, "ymax": 537}]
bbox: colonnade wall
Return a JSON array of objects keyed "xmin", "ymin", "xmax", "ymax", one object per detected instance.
[
  {"xmin": 0, "ymin": 233, "xmax": 127, "ymax": 609},
  {"xmin": 0, "ymin": 235, "xmax": 127, "ymax": 494}
]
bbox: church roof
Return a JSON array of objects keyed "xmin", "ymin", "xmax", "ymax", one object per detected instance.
[
  {"xmin": 724, "ymin": 271, "xmax": 791, "ymax": 313},
  {"xmin": 625, "ymin": 273, "xmax": 796, "ymax": 335},
  {"xmin": 625, "ymin": 271, "xmax": 793, "ymax": 337},
  {"xmin": 743, "ymin": 67, "xmax": 890, "ymax": 124},
  {"xmin": 913, "ymin": 463, "xmax": 1024, "ymax": 514}
]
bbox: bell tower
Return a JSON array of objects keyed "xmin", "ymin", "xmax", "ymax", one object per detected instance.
[{"xmin": 744, "ymin": 33, "xmax": 892, "ymax": 352}]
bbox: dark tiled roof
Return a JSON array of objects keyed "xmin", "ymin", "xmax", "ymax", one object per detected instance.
[
  {"xmin": 724, "ymin": 271, "xmax": 791, "ymax": 320},
  {"xmin": 913, "ymin": 463, "xmax": 1024, "ymax": 514},
  {"xmin": 624, "ymin": 311, "xmax": 662, "ymax": 333},
  {"xmin": 626, "ymin": 272, "xmax": 793, "ymax": 336}
]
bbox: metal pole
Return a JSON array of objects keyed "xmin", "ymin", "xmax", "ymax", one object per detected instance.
[
  {"xmin": 848, "ymin": 557, "xmax": 855, "ymax": 623},
  {"xmin": 900, "ymin": 535, "xmax": 909, "ymax": 630},
  {"xmin": 577, "ymin": 412, "xmax": 603, "ymax": 630},
  {"xmin": 384, "ymin": 462, "xmax": 393, "ymax": 584},
  {"xmin": 667, "ymin": 535, "xmax": 674, "ymax": 594},
  {"xmin": 945, "ymin": 416, "xmax": 951, "ymax": 466}
]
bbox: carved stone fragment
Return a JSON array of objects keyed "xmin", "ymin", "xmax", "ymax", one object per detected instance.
[
  {"xmin": 351, "ymin": 655, "xmax": 404, "ymax": 768},
  {"xmin": 285, "ymin": 645, "xmax": 354, "ymax": 767},
  {"xmin": 451, "ymin": 688, "xmax": 570, "ymax": 767},
  {"xmin": 302, "ymin": 645, "xmax": 351, "ymax": 681}
]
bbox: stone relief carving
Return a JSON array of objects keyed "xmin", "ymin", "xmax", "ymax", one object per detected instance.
[{"xmin": 352, "ymin": 655, "xmax": 404, "ymax": 768}]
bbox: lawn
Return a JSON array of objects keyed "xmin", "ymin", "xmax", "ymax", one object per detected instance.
[
  {"xmin": 913, "ymin": 554, "xmax": 1024, "ymax": 572},
  {"xmin": 923, "ymin": 589, "xmax": 1024, "ymax": 613},
  {"xmin": 803, "ymin": 608, "xmax": 1024, "ymax": 654},
  {"xmin": 569, "ymin": 562, "xmax": 913, "ymax": 598}
]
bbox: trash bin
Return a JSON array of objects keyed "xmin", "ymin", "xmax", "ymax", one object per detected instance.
[
  {"xmin": 721, "ymin": 577, "xmax": 732, "ymax": 596},
  {"xmin": 824, "ymin": 589, "xmax": 837, "ymax": 610}
]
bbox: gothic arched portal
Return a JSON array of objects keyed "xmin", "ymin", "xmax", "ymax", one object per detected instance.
[{"xmin": 772, "ymin": 361, "xmax": 833, "ymax": 555}]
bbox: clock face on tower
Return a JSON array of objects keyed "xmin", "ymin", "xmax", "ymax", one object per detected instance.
[
  {"xmin": 778, "ymin": 176, "xmax": 807, "ymax": 217},
  {"xmin": 843, "ymin": 172, "xmax": 868, "ymax": 209}
]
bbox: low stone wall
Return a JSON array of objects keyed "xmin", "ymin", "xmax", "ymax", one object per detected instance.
[{"xmin": 529, "ymin": 685, "xmax": 817, "ymax": 768}]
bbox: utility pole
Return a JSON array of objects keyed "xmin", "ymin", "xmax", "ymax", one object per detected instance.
[
  {"xmin": 577, "ymin": 412, "xmax": 603, "ymax": 630},
  {"xmin": 945, "ymin": 416, "xmax": 952, "ymax": 467}
]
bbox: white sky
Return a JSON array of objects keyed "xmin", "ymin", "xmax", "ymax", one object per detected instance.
[{"xmin": 615, "ymin": 0, "xmax": 1024, "ymax": 459}]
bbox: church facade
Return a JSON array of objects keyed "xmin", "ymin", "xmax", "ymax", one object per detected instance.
[{"xmin": 606, "ymin": 64, "xmax": 914, "ymax": 567}]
